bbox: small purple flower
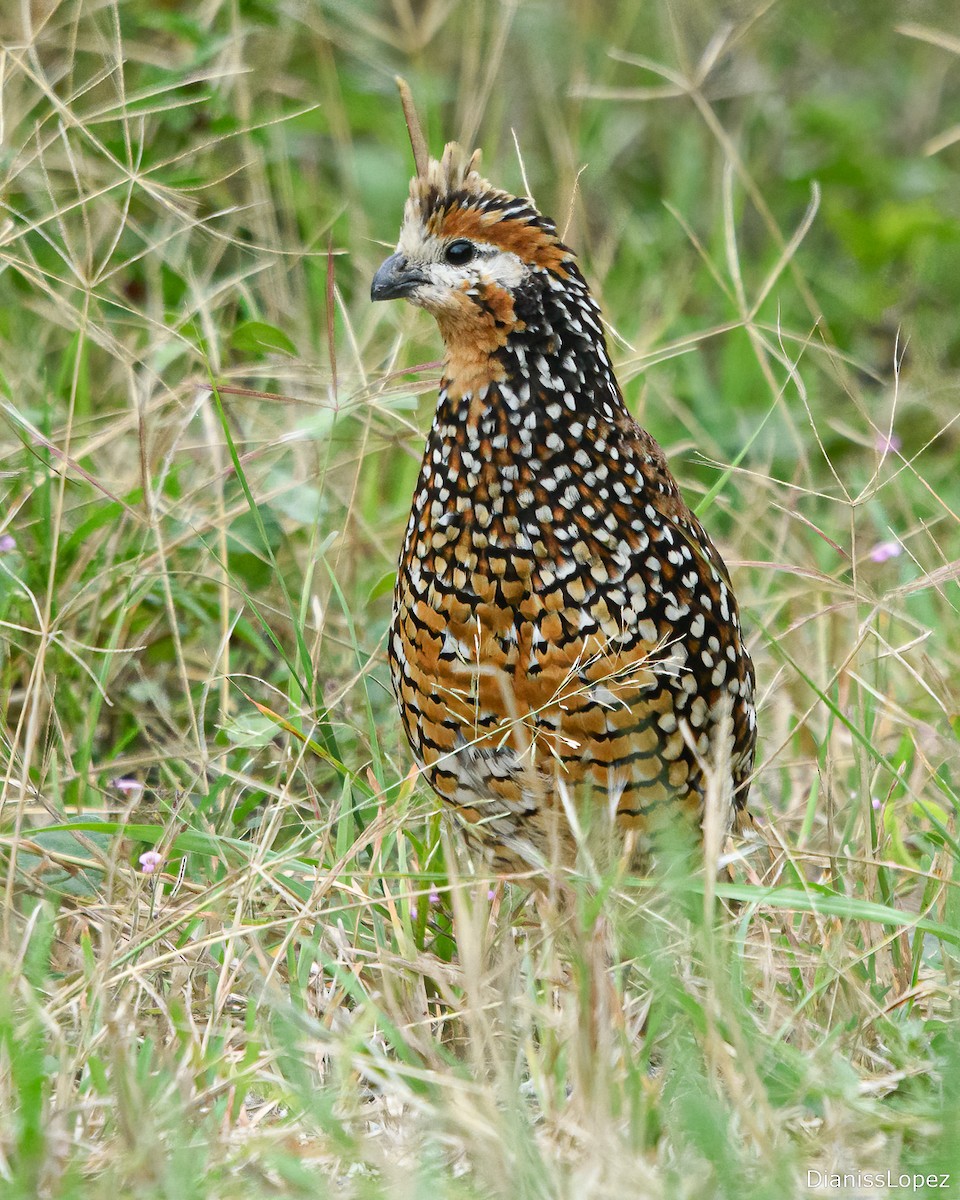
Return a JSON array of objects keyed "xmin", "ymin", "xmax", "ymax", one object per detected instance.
[
  {"xmin": 0, "ymin": 533, "xmax": 16, "ymax": 553},
  {"xmin": 869, "ymin": 540, "xmax": 902, "ymax": 564},
  {"xmin": 139, "ymin": 850, "xmax": 163, "ymax": 875},
  {"xmin": 874, "ymin": 432, "xmax": 901, "ymax": 454},
  {"xmin": 111, "ymin": 777, "xmax": 144, "ymax": 799},
  {"xmin": 428, "ymin": 887, "xmax": 440, "ymax": 905},
  {"xmin": 487, "ymin": 889, "xmax": 496, "ymax": 901}
]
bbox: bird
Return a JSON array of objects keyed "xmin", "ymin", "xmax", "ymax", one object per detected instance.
[{"xmin": 371, "ymin": 122, "xmax": 757, "ymax": 878}]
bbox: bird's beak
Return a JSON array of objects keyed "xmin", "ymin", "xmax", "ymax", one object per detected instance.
[{"xmin": 370, "ymin": 253, "xmax": 427, "ymax": 302}]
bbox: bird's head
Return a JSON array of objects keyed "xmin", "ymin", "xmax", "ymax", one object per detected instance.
[{"xmin": 371, "ymin": 143, "xmax": 577, "ymax": 367}]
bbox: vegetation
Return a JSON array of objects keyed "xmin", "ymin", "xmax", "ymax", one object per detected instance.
[{"xmin": 1, "ymin": 1, "xmax": 958, "ymax": 1196}]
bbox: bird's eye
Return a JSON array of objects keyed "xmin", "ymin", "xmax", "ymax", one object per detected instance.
[{"xmin": 444, "ymin": 239, "xmax": 475, "ymax": 266}]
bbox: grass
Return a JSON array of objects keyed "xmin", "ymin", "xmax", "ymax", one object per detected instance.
[{"xmin": 1, "ymin": 0, "xmax": 959, "ymax": 1196}]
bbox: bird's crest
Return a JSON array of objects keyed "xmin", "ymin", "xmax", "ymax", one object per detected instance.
[
  {"xmin": 404, "ymin": 142, "xmax": 511, "ymax": 232},
  {"xmin": 393, "ymin": 77, "xmax": 567, "ymax": 271}
]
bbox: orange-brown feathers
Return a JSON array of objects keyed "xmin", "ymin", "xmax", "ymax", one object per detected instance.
[
  {"xmin": 402, "ymin": 142, "xmax": 570, "ymax": 275},
  {"xmin": 390, "ymin": 142, "xmax": 574, "ymax": 397},
  {"xmin": 380, "ymin": 122, "xmax": 759, "ymax": 876}
]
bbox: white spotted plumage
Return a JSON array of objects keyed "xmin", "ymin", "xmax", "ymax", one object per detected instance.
[{"xmin": 374, "ymin": 140, "xmax": 757, "ymax": 873}]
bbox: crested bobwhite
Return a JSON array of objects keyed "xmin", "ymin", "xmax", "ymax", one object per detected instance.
[{"xmin": 372, "ymin": 139, "xmax": 757, "ymax": 875}]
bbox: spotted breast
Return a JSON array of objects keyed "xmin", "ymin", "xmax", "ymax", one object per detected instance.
[{"xmin": 372, "ymin": 142, "xmax": 757, "ymax": 875}]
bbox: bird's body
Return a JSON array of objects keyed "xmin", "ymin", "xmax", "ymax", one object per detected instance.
[{"xmin": 373, "ymin": 143, "xmax": 756, "ymax": 875}]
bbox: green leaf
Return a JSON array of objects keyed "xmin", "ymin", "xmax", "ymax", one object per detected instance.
[
  {"xmin": 366, "ymin": 570, "xmax": 396, "ymax": 604},
  {"xmin": 716, "ymin": 881, "xmax": 960, "ymax": 948},
  {"xmin": 229, "ymin": 320, "xmax": 297, "ymax": 358}
]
